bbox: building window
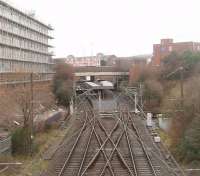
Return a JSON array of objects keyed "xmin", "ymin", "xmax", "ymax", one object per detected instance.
[
  {"xmin": 169, "ymin": 46, "xmax": 173, "ymax": 52},
  {"xmin": 161, "ymin": 47, "xmax": 165, "ymax": 52}
]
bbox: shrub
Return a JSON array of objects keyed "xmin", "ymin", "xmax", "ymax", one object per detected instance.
[
  {"xmin": 169, "ymin": 77, "xmax": 200, "ymax": 162},
  {"xmin": 11, "ymin": 127, "xmax": 32, "ymax": 155}
]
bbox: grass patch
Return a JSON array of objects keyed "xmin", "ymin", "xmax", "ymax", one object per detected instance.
[
  {"xmin": 1, "ymin": 125, "xmax": 72, "ymax": 176},
  {"xmin": 156, "ymin": 129, "xmax": 172, "ymax": 148}
]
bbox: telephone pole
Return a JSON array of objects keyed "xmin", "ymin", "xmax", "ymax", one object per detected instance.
[{"xmin": 30, "ymin": 72, "xmax": 33, "ymax": 154}]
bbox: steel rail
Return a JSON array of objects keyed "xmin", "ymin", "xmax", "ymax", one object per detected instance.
[
  {"xmin": 76, "ymin": 123, "xmax": 94, "ymax": 176},
  {"xmin": 98, "ymin": 111, "xmax": 132, "ymax": 176},
  {"xmin": 80, "ymin": 118, "xmax": 121, "ymax": 176},
  {"xmin": 147, "ymin": 145, "xmax": 183, "ymax": 176},
  {"xmin": 130, "ymin": 112, "xmax": 184, "ymax": 176},
  {"xmin": 124, "ymin": 93, "xmax": 186, "ymax": 176},
  {"xmin": 121, "ymin": 110, "xmax": 138, "ymax": 176},
  {"xmin": 57, "ymin": 102, "xmax": 96, "ymax": 176},
  {"xmin": 85, "ymin": 92, "xmax": 176, "ymax": 176},
  {"xmin": 88, "ymin": 115, "xmax": 116, "ymax": 176},
  {"xmin": 74, "ymin": 90, "xmax": 185, "ymax": 176},
  {"xmin": 127, "ymin": 111, "xmax": 183, "ymax": 176},
  {"xmin": 116, "ymin": 102, "xmax": 182, "ymax": 176},
  {"xmin": 97, "ymin": 117, "xmax": 135, "ymax": 176},
  {"xmin": 57, "ymin": 120, "xmax": 87, "ymax": 176},
  {"xmin": 119, "ymin": 94, "xmax": 167, "ymax": 159},
  {"xmin": 128, "ymin": 111, "xmax": 158, "ymax": 176},
  {"xmin": 79, "ymin": 108, "xmax": 116, "ymax": 176},
  {"xmin": 114, "ymin": 107, "xmax": 158, "ymax": 176}
]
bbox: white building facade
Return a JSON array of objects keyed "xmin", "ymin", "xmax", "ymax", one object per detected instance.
[
  {"xmin": 0, "ymin": 0, "xmax": 53, "ymax": 79},
  {"xmin": 65, "ymin": 55, "xmax": 101, "ymax": 67}
]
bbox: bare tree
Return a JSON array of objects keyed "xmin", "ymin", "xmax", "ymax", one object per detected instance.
[
  {"xmin": 0, "ymin": 89, "xmax": 19, "ymax": 129},
  {"xmin": 52, "ymin": 63, "xmax": 74, "ymax": 119},
  {"xmin": 0, "ymin": 73, "xmax": 56, "ymax": 155}
]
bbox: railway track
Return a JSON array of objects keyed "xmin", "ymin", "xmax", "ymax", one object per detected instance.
[
  {"xmin": 117, "ymin": 94, "xmax": 186, "ymax": 176},
  {"xmin": 42, "ymin": 92, "xmax": 186, "ymax": 176}
]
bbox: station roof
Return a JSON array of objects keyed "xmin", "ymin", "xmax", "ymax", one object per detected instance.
[
  {"xmin": 84, "ymin": 82, "xmax": 101, "ymax": 89},
  {"xmin": 99, "ymin": 81, "xmax": 113, "ymax": 87},
  {"xmin": 86, "ymin": 82, "xmax": 100, "ymax": 87},
  {"xmin": 83, "ymin": 81, "xmax": 114, "ymax": 90}
]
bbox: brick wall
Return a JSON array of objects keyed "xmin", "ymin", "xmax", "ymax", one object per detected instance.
[{"xmin": 152, "ymin": 39, "xmax": 200, "ymax": 66}]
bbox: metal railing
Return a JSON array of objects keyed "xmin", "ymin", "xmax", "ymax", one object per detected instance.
[{"xmin": 0, "ymin": 136, "xmax": 11, "ymax": 154}]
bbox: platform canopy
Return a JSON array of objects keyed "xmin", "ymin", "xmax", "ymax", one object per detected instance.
[{"xmin": 79, "ymin": 81, "xmax": 114, "ymax": 90}]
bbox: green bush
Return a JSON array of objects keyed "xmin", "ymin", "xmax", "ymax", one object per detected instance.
[
  {"xmin": 162, "ymin": 51, "xmax": 200, "ymax": 80},
  {"xmin": 174, "ymin": 138, "xmax": 200, "ymax": 163},
  {"xmin": 11, "ymin": 127, "xmax": 32, "ymax": 155}
]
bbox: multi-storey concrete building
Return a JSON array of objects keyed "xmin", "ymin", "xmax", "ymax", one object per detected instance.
[
  {"xmin": 152, "ymin": 39, "xmax": 200, "ymax": 66},
  {"xmin": 0, "ymin": 0, "xmax": 53, "ymax": 82}
]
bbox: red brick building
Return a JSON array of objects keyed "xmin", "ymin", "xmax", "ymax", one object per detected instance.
[{"xmin": 152, "ymin": 39, "xmax": 200, "ymax": 66}]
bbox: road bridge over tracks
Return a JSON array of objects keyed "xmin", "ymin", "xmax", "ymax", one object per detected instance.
[{"xmin": 74, "ymin": 66, "xmax": 129, "ymax": 83}]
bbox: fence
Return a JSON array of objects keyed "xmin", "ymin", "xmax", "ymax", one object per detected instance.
[
  {"xmin": 0, "ymin": 73, "xmax": 54, "ymax": 85},
  {"xmin": 0, "ymin": 136, "xmax": 11, "ymax": 154}
]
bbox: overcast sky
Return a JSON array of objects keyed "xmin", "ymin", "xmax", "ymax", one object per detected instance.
[{"xmin": 10, "ymin": 0, "xmax": 200, "ymax": 57}]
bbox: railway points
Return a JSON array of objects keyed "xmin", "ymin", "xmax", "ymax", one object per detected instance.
[{"xmin": 41, "ymin": 89, "xmax": 186, "ymax": 176}]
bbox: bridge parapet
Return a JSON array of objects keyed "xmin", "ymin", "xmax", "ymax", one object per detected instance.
[{"xmin": 75, "ymin": 66, "xmax": 128, "ymax": 73}]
